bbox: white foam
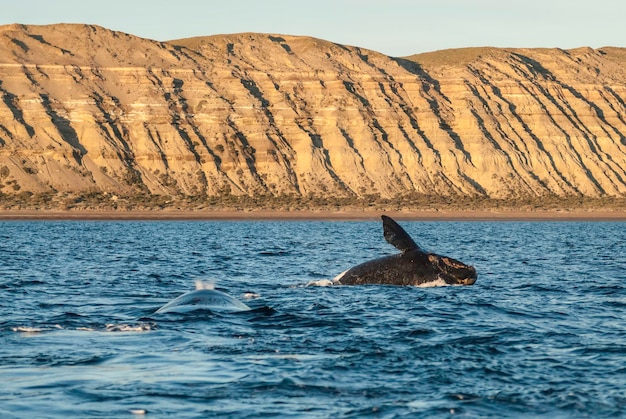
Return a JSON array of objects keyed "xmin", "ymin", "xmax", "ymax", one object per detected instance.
[
  {"xmin": 194, "ymin": 280, "xmax": 215, "ymax": 290},
  {"xmin": 306, "ymin": 279, "xmax": 335, "ymax": 287},
  {"xmin": 11, "ymin": 326, "xmax": 45, "ymax": 333},
  {"xmin": 11, "ymin": 325, "xmax": 63, "ymax": 333},
  {"xmin": 105, "ymin": 323, "xmax": 154, "ymax": 332},
  {"xmin": 332, "ymin": 270, "xmax": 348, "ymax": 282},
  {"xmin": 305, "ymin": 270, "xmax": 348, "ymax": 286},
  {"xmin": 12, "ymin": 324, "xmax": 154, "ymax": 333}
]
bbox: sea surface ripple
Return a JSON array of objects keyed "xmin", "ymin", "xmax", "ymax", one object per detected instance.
[{"xmin": 1, "ymin": 220, "xmax": 625, "ymax": 418}]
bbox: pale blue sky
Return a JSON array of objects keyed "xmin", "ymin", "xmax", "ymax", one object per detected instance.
[{"xmin": 2, "ymin": 0, "xmax": 624, "ymax": 56}]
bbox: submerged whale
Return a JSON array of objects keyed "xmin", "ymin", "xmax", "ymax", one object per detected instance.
[
  {"xmin": 155, "ymin": 282, "xmax": 251, "ymax": 314},
  {"xmin": 333, "ymin": 215, "xmax": 477, "ymax": 286}
]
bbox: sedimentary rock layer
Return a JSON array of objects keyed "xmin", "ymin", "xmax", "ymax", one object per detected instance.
[{"xmin": 0, "ymin": 24, "xmax": 625, "ymax": 200}]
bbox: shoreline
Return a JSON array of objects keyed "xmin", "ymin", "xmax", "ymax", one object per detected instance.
[{"xmin": 1, "ymin": 208, "xmax": 626, "ymax": 221}]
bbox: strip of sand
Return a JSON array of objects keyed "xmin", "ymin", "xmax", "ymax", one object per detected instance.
[{"xmin": 1, "ymin": 209, "xmax": 625, "ymax": 221}]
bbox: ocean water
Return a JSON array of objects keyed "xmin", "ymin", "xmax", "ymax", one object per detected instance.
[{"xmin": 0, "ymin": 219, "xmax": 625, "ymax": 418}]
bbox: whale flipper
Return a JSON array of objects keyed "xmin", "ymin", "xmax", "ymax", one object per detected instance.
[{"xmin": 382, "ymin": 215, "xmax": 421, "ymax": 253}]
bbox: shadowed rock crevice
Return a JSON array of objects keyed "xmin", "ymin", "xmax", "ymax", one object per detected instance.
[
  {"xmin": 145, "ymin": 68, "xmax": 206, "ymax": 173},
  {"xmin": 392, "ymin": 57, "xmax": 450, "ymax": 102},
  {"xmin": 91, "ymin": 92, "xmax": 132, "ymax": 155},
  {"xmin": 170, "ymin": 78, "xmax": 225, "ymax": 175},
  {"xmin": 0, "ymin": 125, "xmax": 9, "ymax": 145},
  {"xmin": 225, "ymin": 119, "xmax": 267, "ymax": 191},
  {"xmin": 376, "ymin": 81, "xmax": 428, "ymax": 167},
  {"xmin": 339, "ymin": 128, "xmax": 365, "ymax": 169},
  {"xmin": 0, "ymin": 82, "xmax": 35, "ymax": 138},
  {"xmin": 464, "ymin": 68, "xmax": 548, "ymax": 194},
  {"xmin": 480, "ymin": 62, "xmax": 583, "ymax": 194},
  {"xmin": 240, "ymin": 78, "xmax": 270, "ymax": 108},
  {"xmin": 547, "ymin": 78, "xmax": 626, "ymax": 185},
  {"xmin": 512, "ymin": 65, "xmax": 605, "ymax": 195},
  {"xmin": 39, "ymin": 93, "xmax": 86, "ymax": 164},
  {"xmin": 143, "ymin": 122, "xmax": 169, "ymax": 171},
  {"xmin": 394, "ymin": 58, "xmax": 472, "ymax": 165},
  {"xmin": 296, "ymin": 120, "xmax": 353, "ymax": 195},
  {"xmin": 10, "ymin": 38, "xmax": 29, "ymax": 53}
]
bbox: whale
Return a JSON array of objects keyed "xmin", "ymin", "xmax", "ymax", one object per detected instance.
[
  {"xmin": 155, "ymin": 282, "xmax": 251, "ymax": 314},
  {"xmin": 333, "ymin": 215, "xmax": 477, "ymax": 286}
]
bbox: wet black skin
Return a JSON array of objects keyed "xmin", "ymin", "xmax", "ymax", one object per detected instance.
[{"xmin": 336, "ymin": 215, "xmax": 477, "ymax": 286}]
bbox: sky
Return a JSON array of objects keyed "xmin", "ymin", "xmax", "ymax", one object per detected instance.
[{"xmin": 2, "ymin": 0, "xmax": 625, "ymax": 57}]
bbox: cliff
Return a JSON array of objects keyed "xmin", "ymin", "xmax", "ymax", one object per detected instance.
[{"xmin": 1, "ymin": 24, "xmax": 625, "ymax": 209}]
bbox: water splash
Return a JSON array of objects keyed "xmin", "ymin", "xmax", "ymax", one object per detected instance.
[{"xmin": 194, "ymin": 280, "xmax": 215, "ymax": 290}]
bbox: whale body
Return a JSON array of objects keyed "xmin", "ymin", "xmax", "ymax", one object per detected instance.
[
  {"xmin": 334, "ymin": 215, "xmax": 477, "ymax": 286},
  {"xmin": 155, "ymin": 288, "xmax": 251, "ymax": 314}
]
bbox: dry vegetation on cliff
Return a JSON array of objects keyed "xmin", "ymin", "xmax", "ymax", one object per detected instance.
[{"xmin": 1, "ymin": 24, "xmax": 626, "ymax": 212}]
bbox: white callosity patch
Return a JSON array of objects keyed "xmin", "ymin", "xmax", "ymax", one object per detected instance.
[{"xmin": 415, "ymin": 278, "xmax": 449, "ymax": 288}]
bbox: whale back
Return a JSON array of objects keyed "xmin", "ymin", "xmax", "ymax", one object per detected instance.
[{"xmin": 155, "ymin": 289, "xmax": 251, "ymax": 314}]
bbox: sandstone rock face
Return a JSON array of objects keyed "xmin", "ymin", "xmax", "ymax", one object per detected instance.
[{"xmin": 1, "ymin": 24, "xmax": 625, "ymax": 202}]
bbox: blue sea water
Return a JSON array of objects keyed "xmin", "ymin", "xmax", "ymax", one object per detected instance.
[{"xmin": 1, "ymin": 219, "xmax": 625, "ymax": 418}]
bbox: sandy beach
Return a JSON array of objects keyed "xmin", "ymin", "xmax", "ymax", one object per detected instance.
[{"xmin": 1, "ymin": 209, "xmax": 625, "ymax": 221}]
